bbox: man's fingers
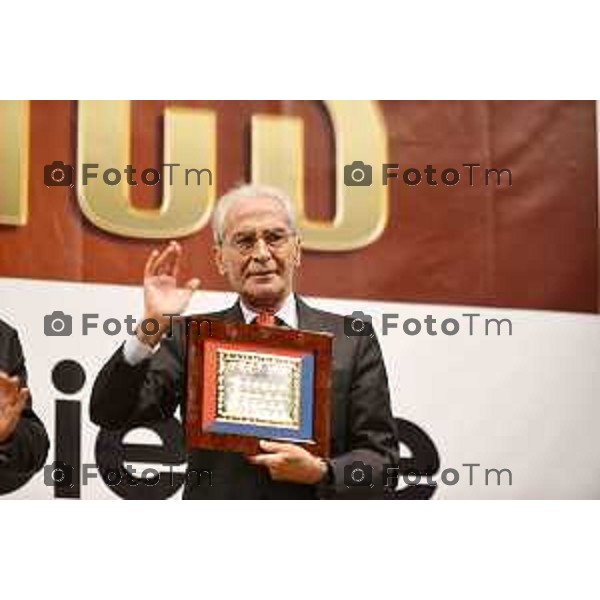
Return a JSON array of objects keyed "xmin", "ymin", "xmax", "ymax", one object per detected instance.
[
  {"xmin": 18, "ymin": 387, "xmax": 30, "ymax": 405},
  {"xmin": 184, "ymin": 278, "xmax": 201, "ymax": 292},
  {"xmin": 5, "ymin": 386, "xmax": 25, "ymax": 407},
  {"xmin": 259, "ymin": 440, "xmax": 293, "ymax": 453},
  {"xmin": 2, "ymin": 386, "xmax": 27, "ymax": 409},
  {"xmin": 0, "ymin": 377, "xmax": 11, "ymax": 394},
  {"xmin": 153, "ymin": 244, "xmax": 173, "ymax": 276},
  {"xmin": 0, "ymin": 372, "xmax": 17, "ymax": 387},
  {"xmin": 249, "ymin": 441, "xmax": 297, "ymax": 468},
  {"xmin": 247, "ymin": 453, "xmax": 279, "ymax": 468},
  {"xmin": 144, "ymin": 249, "xmax": 160, "ymax": 279},
  {"xmin": 159, "ymin": 242, "xmax": 181, "ymax": 276},
  {"xmin": 0, "ymin": 392, "xmax": 25, "ymax": 419},
  {"xmin": 152, "ymin": 242, "xmax": 179, "ymax": 276},
  {"xmin": 0, "ymin": 376, "xmax": 19, "ymax": 402},
  {"xmin": 9, "ymin": 397, "xmax": 26, "ymax": 419},
  {"xmin": 171, "ymin": 243, "xmax": 182, "ymax": 279}
]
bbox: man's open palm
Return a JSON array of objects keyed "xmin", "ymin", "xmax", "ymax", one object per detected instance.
[
  {"xmin": 0, "ymin": 373, "xmax": 28, "ymax": 444},
  {"xmin": 143, "ymin": 242, "xmax": 201, "ymax": 326}
]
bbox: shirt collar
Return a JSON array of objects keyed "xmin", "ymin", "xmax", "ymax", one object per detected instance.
[{"xmin": 239, "ymin": 293, "xmax": 298, "ymax": 329}]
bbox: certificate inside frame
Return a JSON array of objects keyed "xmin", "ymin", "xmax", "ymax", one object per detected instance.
[{"xmin": 185, "ymin": 317, "xmax": 333, "ymax": 457}]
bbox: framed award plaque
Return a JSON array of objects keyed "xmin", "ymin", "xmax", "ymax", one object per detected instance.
[{"xmin": 185, "ymin": 317, "xmax": 333, "ymax": 457}]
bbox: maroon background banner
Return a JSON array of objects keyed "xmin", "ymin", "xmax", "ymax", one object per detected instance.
[{"xmin": 0, "ymin": 100, "xmax": 597, "ymax": 312}]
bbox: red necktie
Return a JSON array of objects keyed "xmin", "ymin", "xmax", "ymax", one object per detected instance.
[{"xmin": 256, "ymin": 312, "xmax": 276, "ymax": 326}]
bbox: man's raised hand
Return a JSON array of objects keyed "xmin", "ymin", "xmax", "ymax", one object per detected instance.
[
  {"xmin": 137, "ymin": 241, "xmax": 201, "ymax": 346},
  {"xmin": 0, "ymin": 372, "xmax": 28, "ymax": 444}
]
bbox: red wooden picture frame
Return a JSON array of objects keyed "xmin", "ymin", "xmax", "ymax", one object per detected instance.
[{"xmin": 185, "ymin": 317, "xmax": 333, "ymax": 457}]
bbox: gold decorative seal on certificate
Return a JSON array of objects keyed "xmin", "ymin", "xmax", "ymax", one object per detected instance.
[{"xmin": 216, "ymin": 349, "xmax": 302, "ymax": 428}]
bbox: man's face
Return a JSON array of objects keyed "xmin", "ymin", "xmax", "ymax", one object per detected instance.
[{"xmin": 213, "ymin": 196, "xmax": 301, "ymax": 309}]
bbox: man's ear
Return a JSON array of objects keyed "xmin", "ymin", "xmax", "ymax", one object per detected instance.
[{"xmin": 213, "ymin": 244, "xmax": 227, "ymax": 276}]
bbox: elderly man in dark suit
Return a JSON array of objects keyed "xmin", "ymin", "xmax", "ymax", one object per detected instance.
[
  {"xmin": 90, "ymin": 184, "xmax": 399, "ymax": 499},
  {"xmin": 0, "ymin": 319, "xmax": 49, "ymax": 494}
]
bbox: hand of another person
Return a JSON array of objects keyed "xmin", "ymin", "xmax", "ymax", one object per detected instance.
[
  {"xmin": 247, "ymin": 440, "xmax": 328, "ymax": 485},
  {"xmin": 137, "ymin": 241, "xmax": 201, "ymax": 346},
  {"xmin": 0, "ymin": 372, "xmax": 28, "ymax": 444}
]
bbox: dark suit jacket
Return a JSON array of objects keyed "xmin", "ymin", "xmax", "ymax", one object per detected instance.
[
  {"xmin": 90, "ymin": 296, "xmax": 399, "ymax": 499},
  {"xmin": 0, "ymin": 319, "xmax": 50, "ymax": 495}
]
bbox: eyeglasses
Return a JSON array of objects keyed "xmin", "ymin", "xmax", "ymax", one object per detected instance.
[{"xmin": 225, "ymin": 229, "xmax": 295, "ymax": 255}]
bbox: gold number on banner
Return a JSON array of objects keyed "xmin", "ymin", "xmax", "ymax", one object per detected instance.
[
  {"xmin": 252, "ymin": 100, "xmax": 388, "ymax": 251},
  {"xmin": 0, "ymin": 101, "xmax": 29, "ymax": 225},
  {"xmin": 77, "ymin": 101, "xmax": 216, "ymax": 238}
]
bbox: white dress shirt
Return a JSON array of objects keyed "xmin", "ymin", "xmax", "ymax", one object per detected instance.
[
  {"xmin": 238, "ymin": 292, "xmax": 298, "ymax": 329},
  {"xmin": 123, "ymin": 293, "xmax": 298, "ymax": 366}
]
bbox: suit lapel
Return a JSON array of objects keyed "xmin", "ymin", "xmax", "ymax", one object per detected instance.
[
  {"xmin": 296, "ymin": 295, "xmax": 333, "ymax": 333},
  {"xmin": 219, "ymin": 300, "xmax": 245, "ymax": 323}
]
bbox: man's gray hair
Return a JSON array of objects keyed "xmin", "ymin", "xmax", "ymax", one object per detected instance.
[{"xmin": 211, "ymin": 184, "xmax": 298, "ymax": 244}]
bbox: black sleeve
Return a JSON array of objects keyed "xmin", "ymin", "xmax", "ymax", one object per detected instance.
[
  {"xmin": 319, "ymin": 332, "xmax": 399, "ymax": 499},
  {"xmin": 89, "ymin": 329, "xmax": 184, "ymax": 430},
  {"xmin": 0, "ymin": 327, "xmax": 50, "ymax": 495}
]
